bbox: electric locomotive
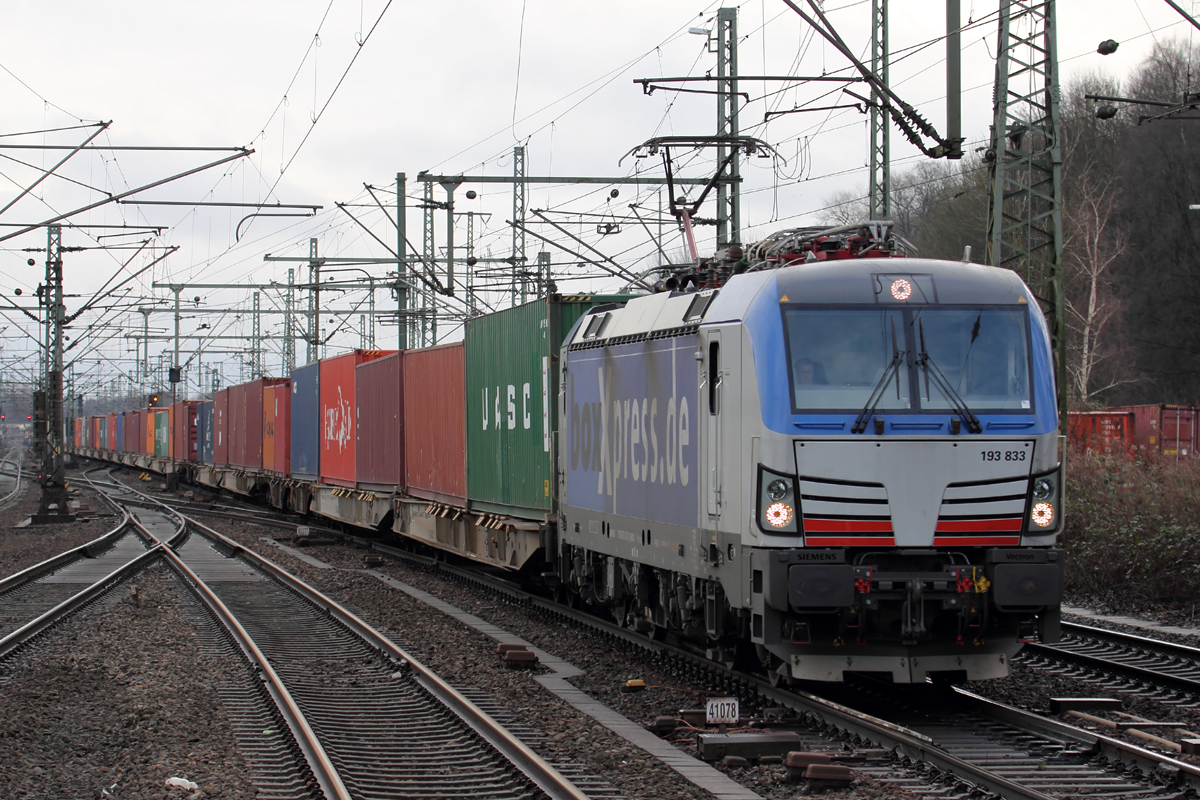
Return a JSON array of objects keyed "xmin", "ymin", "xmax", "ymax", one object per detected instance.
[{"xmin": 557, "ymin": 223, "xmax": 1063, "ymax": 684}]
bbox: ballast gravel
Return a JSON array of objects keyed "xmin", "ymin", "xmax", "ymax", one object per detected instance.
[
  {"xmin": 0, "ymin": 479, "xmax": 116, "ymax": 578},
  {"xmin": 0, "ymin": 561, "xmax": 256, "ymax": 800}
]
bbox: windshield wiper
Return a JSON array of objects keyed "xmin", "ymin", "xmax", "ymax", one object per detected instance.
[
  {"xmin": 852, "ymin": 318, "xmax": 905, "ymax": 434},
  {"xmin": 915, "ymin": 319, "xmax": 982, "ymax": 433}
]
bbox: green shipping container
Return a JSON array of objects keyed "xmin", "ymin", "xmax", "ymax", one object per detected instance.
[
  {"xmin": 466, "ymin": 294, "xmax": 631, "ymax": 519},
  {"xmin": 154, "ymin": 409, "xmax": 169, "ymax": 458}
]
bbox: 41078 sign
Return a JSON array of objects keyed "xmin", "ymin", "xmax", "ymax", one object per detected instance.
[{"xmin": 706, "ymin": 696, "xmax": 739, "ymax": 725}]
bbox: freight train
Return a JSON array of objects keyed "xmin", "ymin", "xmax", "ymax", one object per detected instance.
[{"xmin": 73, "ymin": 221, "xmax": 1064, "ymax": 684}]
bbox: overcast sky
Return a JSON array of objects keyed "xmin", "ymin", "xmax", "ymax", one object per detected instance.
[{"xmin": 0, "ymin": 1, "xmax": 1194, "ymax": 394}]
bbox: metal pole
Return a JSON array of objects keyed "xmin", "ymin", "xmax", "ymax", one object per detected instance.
[
  {"xmin": 308, "ymin": 238, "xmax": 320, "ymax": 364},
  {"xmin": 172, "ymin": 286, "xmax": 181, "ymax": 379},
  {"xmin": 869, "ymin": 0, "xmax": 891, "ymax": 219},
  {"xmin": 284, "ymin": 267, "xmax": 295, "ymax": 374},
  {"xmin": 443, "ymin": 180, "xmax": 460, "ymax": 296},
  {"xmin": 466, "ymin": 210, "xmax": 476, "ymax": 316},
  {"xmin": 947, "ymin": 0, "xmax": 962, "ymax": 152},
  {"xmin": 512, "ymin": 145, "xmax": 526, "ymax": 304},
  {"xmin": 716, "ymin": 7, "xmax": 741, "ymax": 245},
  {"xmin": 141, "ymin": 308, "xmax": 151, "ymax": 382},
  {"xmin": 252, "ymin": 291, "xmax": 261, "ymax": 377},
  {"xmin": 397, "ymin": 172, "xmax": 409, "ymax": 350},
  {"xmin": 423, "ymin": 181, "xmax": 435, "ymax": 347},
  {"xmin": 368, "ymin": 280, "xmax": 376, "ymax": 348},
  {"xmin": 537, "ymin": 251, "xmax": 551, "ymax": 296}
]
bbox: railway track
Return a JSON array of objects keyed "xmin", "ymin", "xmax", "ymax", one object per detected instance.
[
  {"xmin": 348, "ymin": 540, "xmax": 1200, "ymax": 800},
  {"xmin": 4, "ymin": 470, "xmax": 594, "ymax": 800},
  {"xmin": 74, "ymin": 471, "xmax": 1200, "ymax": 799},
  {"xmin": 1020, "ymin": 620, "xmax": 1200, "ymax": 704}
]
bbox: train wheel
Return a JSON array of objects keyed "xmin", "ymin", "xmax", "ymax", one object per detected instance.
[{"xmin": 767, "ymin": 657, "xmax": 789, "ymax": 687}]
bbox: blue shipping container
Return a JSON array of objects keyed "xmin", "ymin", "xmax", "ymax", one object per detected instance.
[
  {"xmin": 198, "ymin": 400, "xmax": 214, "ymax": 464},
  {"xmin": 291, "ymin": 362, "xmax": 320, "ymax": 479}
]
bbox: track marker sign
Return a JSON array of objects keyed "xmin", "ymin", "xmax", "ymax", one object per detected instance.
[{"xmin": 706, "ymin": 696, "xmax": 739, "ymax": 726}]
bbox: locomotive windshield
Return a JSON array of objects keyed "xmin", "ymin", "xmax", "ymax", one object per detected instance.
[{"xmin": 784, "ymin": 305, "xmax": 1033, "ymax": 414}]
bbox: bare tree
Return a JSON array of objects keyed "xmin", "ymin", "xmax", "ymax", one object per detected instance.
[{"xmin": 1063, "ymin": 173, "xmax": 1134, "ymax": 402}]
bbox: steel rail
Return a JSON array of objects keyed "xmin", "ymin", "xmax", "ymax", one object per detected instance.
[
  {"xmin": 1060, "ymin": 620, "xmax": 1200, "ymax": 660},
  {"xmin": 952, "ymin": 687, "xmax": 1200, "ymax": 793},
  {"xmin": 1026, "ymin": 638, "xmax": 1200, "ymax": 697},
  {"xmin": 156, "ymin": 538, "xmax": 351, "ymax": 800},
  {"xmin": 81, "ymin": 474, "xmax": 349, "ymax": 800},
  {"xmin": 0, "ymin": 493, "xmax": 131, "ymax": 596},
  {"xmin": 0, "ymin": 545, "xmax": 162, "ymax": 658},
  {"xmin": 181, "ymin": 512, "xmax": 591, "ymax": 800}
]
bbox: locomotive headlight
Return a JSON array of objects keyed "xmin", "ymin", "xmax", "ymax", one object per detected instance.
[
  {"xmin": 757, "ymin": 465, "xmax": 799, "ymax": 534},
  {"xmin": 767, "ymin": 479, "xmax": 791, "ymax": 502},
  {"xmin": 1026, "ymin": 468, "xmax": 1062, "ymax": 533},
  {"xmin": 765, "ymin": 502, "xmax": 794, "ymax": 527}
]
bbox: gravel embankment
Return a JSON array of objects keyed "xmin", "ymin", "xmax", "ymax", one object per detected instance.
[
  {"xmin": 0, "ymin": 561, "xmax": 257, "ymax": 799},
  {"xmin": 0, "ymin": 478, "xmax": 118, "ymax": 578}
]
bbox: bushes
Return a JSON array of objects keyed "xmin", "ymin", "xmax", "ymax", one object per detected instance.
[{"xmin": 1061, "ymin": 453, "xmax": 1200, "ymax": 605}]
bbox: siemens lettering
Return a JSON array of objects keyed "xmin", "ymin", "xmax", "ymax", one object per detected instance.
[{"xmin": 565, "ymin": 337, "xmax": 698, "ymax": 528}]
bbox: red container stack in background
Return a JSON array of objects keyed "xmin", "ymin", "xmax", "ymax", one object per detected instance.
[
  {"xmin": 1109, "ymin": 404, "xmax": 1198, "ymax": 462},
  {"xmin": 1067, "ymin": 411, "xmax": 1135, "ymax": 460}
]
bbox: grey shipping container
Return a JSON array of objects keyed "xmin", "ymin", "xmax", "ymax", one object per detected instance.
[
  {"xmin": 291, "ymin": 361, "xmax": 320, "ymax": 479},
  {"xmin": 197, "ymin": 400, "xmax": 214, "ymax": 464}
]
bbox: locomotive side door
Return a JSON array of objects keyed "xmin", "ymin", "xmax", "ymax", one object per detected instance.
[{"xmin": 706, "ymin": 329, "xmax": 722, "ymax": 518}]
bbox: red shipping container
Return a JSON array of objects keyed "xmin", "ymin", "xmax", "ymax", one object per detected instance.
[
  {"xmin": 229, "ymin": 383, "xmax": 249, "ymax": 467},
  {"xmin": 106, "ymin": 413, "xmax": 117, "ymax": 451},
  {"xmin": 74, "ymin": 418, "xmax": 83, "ymax": 449},
  {"xmin": 214, "ymin": 390, "xmax": 229, "ymax": 466},
  {"xmin": 172, "ymin": 401, "xmax": 200, "ymax": 462},
  {"xmin": 91, "ymin": 417, "xmax": 102, "ymax": 450},
  {"xmin": 263, "ymin": 381, "xmax": 292, "ymax": 475},
  {"xmin": 229, "ymin": 378, "xmax": 288, "ymax": 470},
  {"xmin": 125, "ymin": 410, "xmax": 143, "ymax": 454},
  {"xmin": 1110, "ymin": 404, "xmax": 1198, "ymax": 462},
  {"xmin": 321, "ymin": 350, "xmax": 393, "ymax": 487},
  {"xmin": 1067, "ymin": 411, "xmax": 1135, "ymax": 460},
  {"xmin": 404, "ymin": 342, "xmax": 466, "ymax": 506},
  {"xmin": 356, "ymin": 352, "xmax": 404, "ymax": 490}
]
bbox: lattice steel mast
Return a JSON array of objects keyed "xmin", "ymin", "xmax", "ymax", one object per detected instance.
[{"xmin": 986, "ymin": 0, "xmax": 1065, "ymax": 424}]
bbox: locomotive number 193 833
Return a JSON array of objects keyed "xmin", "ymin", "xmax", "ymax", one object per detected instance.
[{"xmin": 981, "ymin": 449, "xmax": 1027, "ymax": 462}]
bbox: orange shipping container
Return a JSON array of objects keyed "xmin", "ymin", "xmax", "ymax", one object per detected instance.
[
  {"xmin": 263, "ymin": 381, "xmax": 292, "ymax": 475},
  {"xmin": 144, "ymin": 410, "xmax": 155, "ymax": 455}
]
